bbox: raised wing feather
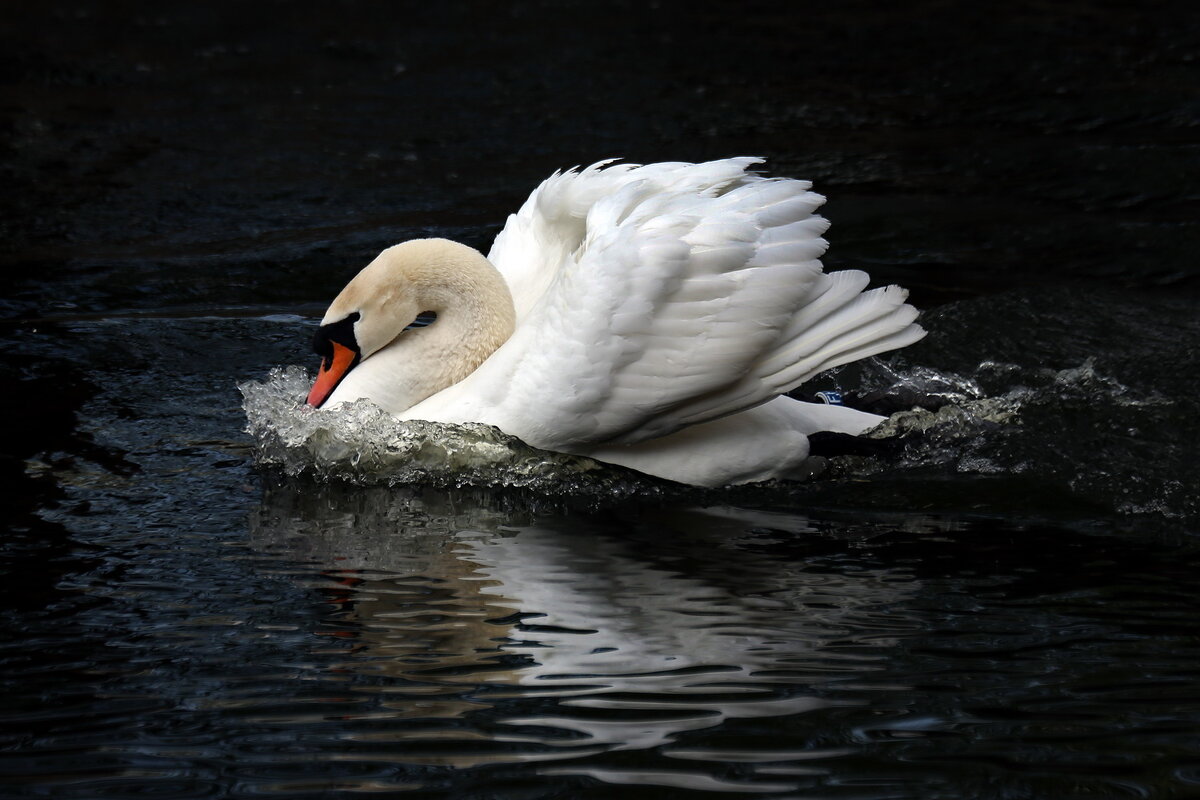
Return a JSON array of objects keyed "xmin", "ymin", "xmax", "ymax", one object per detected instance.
[
  {"xmin": 487, "ymin": 158, "xmax": 763, "ymax": 319},
  {"xmin": 419, "ymin": 159, "xmax": 923, "ymax": 450}
]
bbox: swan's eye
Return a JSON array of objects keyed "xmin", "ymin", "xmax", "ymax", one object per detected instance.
[
  {"xmin": 312, "ymin": 311, "xmax": 361, "ymax": 361},
  {"xmin": 404, "ymin": 311, "xmax": 437, "ymax": 331}
]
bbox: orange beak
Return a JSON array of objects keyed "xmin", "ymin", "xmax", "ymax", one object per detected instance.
[{"xmin": 307, "ymin": 340, "xmax": 358, "ymax": 407}]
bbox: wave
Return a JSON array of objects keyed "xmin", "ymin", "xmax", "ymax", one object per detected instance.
[
  {"xmin": 239, "ymin": 366, "xmax": 656, "ymax": 494},
  {"xmin": 241, "ymin": 351, "xmax": 1194, "ymax": 524}
]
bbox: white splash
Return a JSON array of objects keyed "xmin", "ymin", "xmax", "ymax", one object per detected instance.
[{"xmin": 239, "ymin": 366, "xmax": 647, "ymax": 491}]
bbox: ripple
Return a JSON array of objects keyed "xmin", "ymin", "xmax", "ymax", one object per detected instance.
[
  {"xmin": 237, "ymin": 489, "xmax": 921, "ymax": 771},
  {"xmin": 539, "ymin": 766, "xmax": 801, "ymax": 793}
]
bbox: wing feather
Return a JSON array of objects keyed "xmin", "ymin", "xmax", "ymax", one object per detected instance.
[{"xmin": 416, "ymin": 158, "xmax": 924, "ymax": 450}]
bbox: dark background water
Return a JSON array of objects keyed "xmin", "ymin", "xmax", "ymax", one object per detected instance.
[{"xmin": 2, "ymin": 2, "xmax": 1199, "ymax": 798}]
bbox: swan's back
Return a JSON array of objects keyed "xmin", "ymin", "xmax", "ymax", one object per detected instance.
[{"xmin": 409, "ymin": 158, "xmax": 924, "ymax": 451}]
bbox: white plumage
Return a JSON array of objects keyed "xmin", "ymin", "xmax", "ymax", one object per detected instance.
[{"xmin": 311, "ymin": 158, "xmax": 925, "ymax": 486}]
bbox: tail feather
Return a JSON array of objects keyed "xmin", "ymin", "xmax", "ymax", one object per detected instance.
[
  {"xmin": 760, "ymin": 283, "xmax": 916, "ymax": 381},
  {"xmin": 781, "ymin": 303, "xmax": 924, "ymax": 385},
  {"xmin": 660, "ymin": 277, "xmax": 923, "ymax": 436}
]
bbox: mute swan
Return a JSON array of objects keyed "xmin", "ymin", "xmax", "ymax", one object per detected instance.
[{"xmin": 306, "ymin": 158, "xmax": 924, "ymax": 487}]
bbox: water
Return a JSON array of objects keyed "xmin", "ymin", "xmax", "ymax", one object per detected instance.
[
  {"xmin": 4, "ymin": 267, "xmax": 1198, "ymax": 800},
  {"xmin": 240, "ymin": 366, "xmax": 626, "ymax": 491},
  {"xmin": 4, "ymin": 2, "xmax": 1200, "ymax": 798}
]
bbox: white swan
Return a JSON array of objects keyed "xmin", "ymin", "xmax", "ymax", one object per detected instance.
[{"xmin": 306, "ymin": 158, "xmax": 924, "ymax": 486}]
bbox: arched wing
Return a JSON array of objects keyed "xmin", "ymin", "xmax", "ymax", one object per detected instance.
[
  {"xmin": 486, "ymin": 158, "xmax": 764, "ymax": 320},
  {"xmin": 412, "ymin": 159, "xmax": 924, "ymax": 450}
]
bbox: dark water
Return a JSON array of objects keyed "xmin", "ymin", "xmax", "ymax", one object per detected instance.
[{"xmin": 3, "ymin": 3, "xmax": 1200, "ymax": 798}]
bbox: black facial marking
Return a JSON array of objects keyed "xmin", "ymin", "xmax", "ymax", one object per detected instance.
[
  {"xmin": 312, "ymin": 311, "xmax": 361, "ymax": 362},
  {"xmin": 404, "ymin": 311, "xmax": 437, "ymax": 331}
]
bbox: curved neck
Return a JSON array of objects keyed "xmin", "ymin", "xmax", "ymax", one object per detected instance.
[
  {"xmin": 326, "ymin": 240, "xmax": 517, "ymax": 415},
  {"xmin": 410, "ymin": 260, "xmax": 516, "ymax": 392}
]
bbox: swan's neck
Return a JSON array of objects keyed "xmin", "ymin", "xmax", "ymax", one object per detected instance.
[
  {"xmin": 326, "ymin": 240, "xmax": 516, "ymax": 415},
  {"xmin": 413, "ymin": 263, "xmax": 515, "ymax": 394}
]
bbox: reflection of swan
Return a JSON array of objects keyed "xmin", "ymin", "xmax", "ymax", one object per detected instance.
[
  {"xmin": 249, "ymin": 483, "xmax": 920, "ymax": 782},
  {"xmin": 306, "ymin": 159, "xmax": 924, "ymax": 486}
]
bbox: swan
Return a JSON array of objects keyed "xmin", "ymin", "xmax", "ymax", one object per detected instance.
[{"xmin": 305, "ymin": 158, "xmax": 925, "ymax": 487}]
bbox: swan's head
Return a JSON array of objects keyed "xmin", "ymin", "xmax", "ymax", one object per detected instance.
[{"xmin": 306, "ymin": 238, "xmax": 514, "ymax": 409}]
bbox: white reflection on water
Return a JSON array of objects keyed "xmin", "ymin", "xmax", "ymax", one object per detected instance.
[{"xmin": 249, "ymin": 484, "xmax": 922, "ymax": 788}]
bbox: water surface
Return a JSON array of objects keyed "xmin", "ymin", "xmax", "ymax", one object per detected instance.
[{"xmin": 3, "ymin": 2, "xmax": 1199, "ymax": 797}]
